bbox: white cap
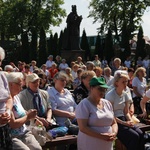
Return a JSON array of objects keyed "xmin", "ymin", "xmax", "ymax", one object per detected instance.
[{"xmin": 26, "ymin": 73, "xmax": 40, "ymax": 84}]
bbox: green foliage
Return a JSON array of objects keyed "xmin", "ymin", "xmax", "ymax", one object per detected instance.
[
  {"xmin": 30, "ymin": 27, "xmax": 38, "ymax": 61},
  {"xmin": 104, "ymin": 29, "xmax": 114, "ymax": 62},
  {"xmin": 94, "ymin": 34, "xmax": 103, "ymax": 59},
  {"xmin": 136, "ymin": 26, "xmax": 146, "ymax": 60},
  {"xmin": 0, "ymin": 0, "xmax": 66, "ymax": 39},
  {"xmin": 21, "ymin": 31, "xmax": 30, "ymax": 63},
  {"xmin": 89, "ymin": 0, "xmax": 150, "ymax": 41},
  {"xmin": 38, "ymin": 27, "xmax": 47, "ymax": 66},
  {"xmin": 47, "ymin": 34, "xmax": 53, "ymax": 55},
  {"xmin": 53, "ymin": 33, "xmax": 58, "ymax": 57},
  {"xmin": 0, "ymin": 0, "xmax": 66, "ymax": 63},
  {"xmin": 58, "ymin": 30, "xmax": 64, "ymax": 54}
]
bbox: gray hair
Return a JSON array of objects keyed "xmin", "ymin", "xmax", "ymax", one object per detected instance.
[
  {"xmin": 53, "ymin": 71, "xmax": 68, "ymax": 81},
  {"xmin": 6, "ymin": 72, "xmax": 24, "ymax": 83},
  {"xmin": 0, "ymin": 47, "xmax": 5, "ymax": 60}
]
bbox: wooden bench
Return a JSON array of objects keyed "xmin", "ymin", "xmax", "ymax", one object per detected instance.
[
  {"xmin": 115, "ymin": 123, "xmax": 150, "ymax": 150},
  {"xmin": 42, "ymin": 135, "xmax": 77, "ymax": 150}
]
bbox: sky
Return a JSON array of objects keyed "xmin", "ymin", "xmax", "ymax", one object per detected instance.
[{"xmin": 51, "ymin": 0, "xmax": 150, "ymax": 38}]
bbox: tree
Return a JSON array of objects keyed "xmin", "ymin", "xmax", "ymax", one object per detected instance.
[
  {"xmin": 104, "ymin": 29, "xmax": 114, "ymax": 63},
  {"xmin": 120, "ymin": 22, "xmax": 131, "ymax": 61},
  {"xmin": 47, "ymin": 34, "xmax": 53, "ymax": 55},
  {"xmin": 0, "ymin": 0, "xmax": 66, "ymax": 64},
  {"xmin": 94, "ymin": 34, "xmax": 103, "ymax": 59},
  {"xmin": 21, "ymin": 31, "xmax": 30, "ymax": 63},
  {"xmin": 58, "ymin": 30, "xmax": 64, "ymax": 55},
  {"xmin": 52, "ymin": 33, "xmax": 58, "ymax": 57},
  {"xmin": 38, "ymin": 27, "xmax": 47, "ymax": 66},
  {"xmin": 89, "ymin": 0, "xmax": 150, "ymax": 41},
  {"xmin": 0, "ymin": 0, "xmax": 66, "ymax": 40},
  {"xmin": 136, "ymin": 26, "xmax": 146, "ymax": 60},
  {"xmin": 80, "ymin": 29, "xmax": 90, "ymax": 60},
  {"xmin": 30, "ymin": 27, "xmax": 38, "ymax": 61}
]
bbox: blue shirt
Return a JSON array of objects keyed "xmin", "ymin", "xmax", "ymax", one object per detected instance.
[{"xmin": 48, "ymin": 87, "xmax": 77, "ymax": 126}]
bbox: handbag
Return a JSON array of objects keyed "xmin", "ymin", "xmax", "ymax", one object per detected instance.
[{"xmin": 27, "ymin": 120, "xmax": 53, "ymax": 146}]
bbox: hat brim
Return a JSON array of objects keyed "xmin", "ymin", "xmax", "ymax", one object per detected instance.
[
  {"xmin": 99, "ymin": 85, "xmax": 109, "ymax": 88},
  {"xmin": 30, "ymin": 77, "xmax": 40, "ymax": 82}
]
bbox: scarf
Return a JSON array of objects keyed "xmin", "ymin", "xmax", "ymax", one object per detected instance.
[{"xmin": 27, "ymin": 88, "xmax": 45, "ymax": 117}]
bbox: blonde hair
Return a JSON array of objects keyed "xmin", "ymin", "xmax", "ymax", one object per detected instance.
[
  {"xmin": 113, "ymin": 70, "xmax": 129, "ymax": 87},
  {"xmin": 80, "ymin": 70, "xmax": 96, "ymax": 80},
  {"xmin": 104, "ymin": 67, "xmax": 111, "ymax": 74},
  {"xmin": 134, "ymin": 67, "xmax": 146, "ymax": 77}
]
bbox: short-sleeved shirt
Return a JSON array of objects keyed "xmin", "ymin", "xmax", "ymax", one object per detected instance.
[
  {"xmin": 46, "ymin": 60, "xmax": 55, "ymax": 69},
  {"xmin": 47, "ymin": 87, "xmax": 77, "ymax": 126},
  {"xmin": 59, "ymin": 63, "xmax": 68, "ymax": 70},
  {"xmin": 132, "ymin": 77, "xmax": 147, "ymax": 98},
  {"xmin": 105, "ymin": 88, "xmax": 131, "ymax": 117},
  {"xmin": 0, "ymin": 72, "xmax": 10, "ymax": 114}
]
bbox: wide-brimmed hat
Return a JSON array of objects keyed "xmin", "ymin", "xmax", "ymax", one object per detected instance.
[
  {"xmin": 89, "ymin": 77, "xmax": 109, "ymax": 88},
  {"xmin": 26, "ymin": 73, "xmax": 40, "ymax": 83}
]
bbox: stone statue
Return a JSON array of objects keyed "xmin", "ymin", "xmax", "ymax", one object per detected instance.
[{"xmin": 65, "ymin": 5, "xmax": 82, "ymax": 50}]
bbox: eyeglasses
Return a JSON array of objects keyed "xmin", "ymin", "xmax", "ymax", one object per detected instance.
[
  {"xmin": 13, "ymin": 82, "xmax": 22, "ymax": 86},
  {"xmin": 58, "ymin": 78, "xmax": 67, "ymax": 82}
]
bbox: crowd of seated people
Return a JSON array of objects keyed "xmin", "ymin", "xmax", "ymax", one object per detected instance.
[{"xmin": 1, "ymin": 48, "xmax": 150, "ymax": 149}]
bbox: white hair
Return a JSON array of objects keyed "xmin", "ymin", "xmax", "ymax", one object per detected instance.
[
  {"xmin": 0, "ymin": 47, "xmax": 5, "ymax": 60},
  {"xmin": 6, "ymin": 72, "xmax": 24, "ymax": 83},
  {"xmin": 4, "ymin": 65, "xmax": 14, "ymax": 72}
]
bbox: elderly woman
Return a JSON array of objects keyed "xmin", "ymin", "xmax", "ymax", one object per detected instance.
[
  {"xmin": 47, "ymin": 72, "xmax": 77, "ymax": 126},
  {"xmin": 112, "ymin": 57, "xmax": 124, "ymax": 75},
  {"xmin": 59, "ymin": 59, "xmax": 69, "ymax": 71},
  {"xmin": 103, "ymin": 67, "xmax": 114, "ymax": 85},
  {"xmin": 105, "ymin": 71, "xmax": 144, "ymax": 150},
  {"xmin": 75, "ymin": 77, "xmax": 118, "ymax": 150},
  {"xmin": 132, "ymin": 67, "xmax": 147, "ymax": 114},
  {"xmin": 18, "ymin": 73, "xmax": 52, "ymax": 128},
  {"xmin": 73, "ymin": 70, "xmax": 96, "ymax": 104},
  {"xmin": 0, "ymin": 47, "xmax": 13, "ymax": 150},
  {"xmin": 7, "ymin": 72, "xmax": 42, "ymax": 150}
]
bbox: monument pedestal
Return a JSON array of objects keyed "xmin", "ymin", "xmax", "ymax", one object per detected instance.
[{"xmin": 61, "ymin": 50, "xmax": 85, "ymax": 64}]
